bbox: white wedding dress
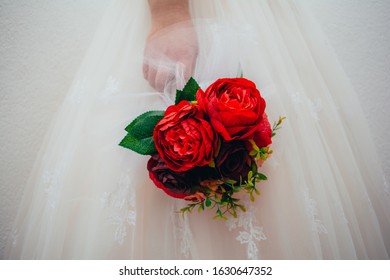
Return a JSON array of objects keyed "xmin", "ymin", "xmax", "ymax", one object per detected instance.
[{"xmin": 5, "ymin": 0, "xmax": 390, "ymax": 259}]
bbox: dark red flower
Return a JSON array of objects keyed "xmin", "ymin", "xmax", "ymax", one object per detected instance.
[
  {"xmin": 147, "ymin": 153, "xmax": 218, "ymax": 199},
  {"xmin": 215, "ymin": 141, "xmax": 252, "ymax": 181},
  {"xmin": 147, "ymin": 154, "xmax": 193, "ymax": 198}
]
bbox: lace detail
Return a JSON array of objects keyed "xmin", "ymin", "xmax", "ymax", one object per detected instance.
[
  {"xmin": 10, "ymin": 229, "xmax": 18, "ymax": 247},
  {"xmin": 290, "ymin": 91, "xmax": 304, "ymax": 105},
  {"xmin": 171, "ymin": 204, "xmax": 192, "ymax": 258},
  {"xmin": 226, "ymin": 203, "xmax": 266, "ymax": 259},
  {"xmin": 99, "ymin": 76, "xmax": 120, "ymax": 102},
  {"xmin": 289, "ymin": 91, "xmax": 322, "ymax": 121},
  {"xmin": 101, "ymin": 169, "xmax": 136, "ymax": 245},
  {"xmin": 303, "ymin": 188, "xmax": 328, "ymax": 234},
  {"xmin": 333, "ymin": 201, "xmax": 349, "ymax": 225},
  {"xmin": 384, "ymin": 176, "xmax": 390, "ymax": 196},
  {"xmin": 308, "ymin": 97, "xmax": 322, "ymax": 121},
  {"xmin": 67, "ymin": 78, "xmax": 88, "ymax": 104},
  {"xmin": 42, "ymin": 169, "xmax": 62, "ymax": 209},
  {"xmin": 41, "ymin": 152, "xmax": 72, "ymax": 209},
  {"xmin": 364, "ymin": 192, "xmax": 376, "ymax": 214}
]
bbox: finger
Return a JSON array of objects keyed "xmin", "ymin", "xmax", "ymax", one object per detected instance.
[
  {"xmin": 147, "ymin": 66, "xmax": 157, "ymax": 90},
  {"xmin": 178, "ymin": 56, "xmax": 197, "ymax": 83},
  {"xmin": 142, "ymin": 58, "xmax": 149, "ymax": 80},
  {"xmin": 155, "ymin": 68, "xmax": 174, "ymax": 93}
]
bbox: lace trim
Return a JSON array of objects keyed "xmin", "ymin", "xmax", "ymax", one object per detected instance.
[
  {"xmin": 101, "ymin": 169, "xmax": 136, "ymax": 245},
  {"xmin": 99, "ymin": 76, "xmax": 120, "ymax": 102},
  {"xmin": 290, "ymin": 90, "xmax": 304, "ymax": 105},
  {"xmin": 67, "ymin": 78, "xmax": 88, "ymax": 104},
  {"xmin": 226, "ymin": 203, "xmax": 266, "ymax": 260},
  {"xmin": 384, "ymin": 176, "xmax": 390, "ymax": 196},
  {"xmin": 333, "ymin": 201, "xmax": 349, "ymax": 225},
  {"xmin": 42, "ymin": 169, "xmax": 62, "ymax": 209},
  {"xmin": 308, "ymin": 97, "xmax": 322, "ymax": 121},
  {"xmin": 171, "ymin": 204, "xmax": 193, "ymax": 259},
  {"xmin": 303, "ymin": 188, "xmax": 328, "ymax": 234},
  {"xmin": 289, "ymin": 91, "xmax": 322, "ymax": 121},
  {"xmin": 41, "ymin": 149, "xmax": 73, "ymax": 209},
  {"xmin": 10, "ymin": 229, "xmax": 18, "ymax": 248}
]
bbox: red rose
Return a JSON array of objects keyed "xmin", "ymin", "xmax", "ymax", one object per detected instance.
[
  {"xmin": 153, "ymin": 100, "xmax": 216, "ymax": 172},
  {"xmin": 196, "ymin": 78, "xmax": 266, "ymax": 141},
  {"xmin": 253, "ymin": 113, "xmax": 273, "ymax": 148}
]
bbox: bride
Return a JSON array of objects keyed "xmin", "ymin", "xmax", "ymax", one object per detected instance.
[{"xmin": 5, "ymin": 0, "xmax": 390, "ymax": 259}]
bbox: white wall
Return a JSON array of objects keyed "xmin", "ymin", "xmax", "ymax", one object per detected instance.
[
  {"xmin": 1, "ymin": 1, "xmax": 389, "ymax": 258},
  {"xmin": 302, "ymin": 0, "xmax": 390, "ymax": 180},
  {"xmin": 0, "ymin": 0, "xmax": 110, "ymax": 258}
]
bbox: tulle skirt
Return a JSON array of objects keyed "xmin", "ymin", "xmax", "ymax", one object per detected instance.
[{"xmin": 5, "ymin": 0, "xmax": 390, "ymax": 259}]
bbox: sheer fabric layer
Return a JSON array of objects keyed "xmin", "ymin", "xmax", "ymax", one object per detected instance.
[{"xmin": 5, "ymin": 0, "xmax": 390, "ymax": 259}]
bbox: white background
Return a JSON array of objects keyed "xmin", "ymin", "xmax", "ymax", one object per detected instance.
[{"xmin": 0, "ymin": 0, "xmax": 389, "ymax": 258}]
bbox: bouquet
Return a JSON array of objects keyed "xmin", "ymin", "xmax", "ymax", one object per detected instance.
[{"xmin": 120, "ymin": 77, "xmax": 284, "ymax": 219}]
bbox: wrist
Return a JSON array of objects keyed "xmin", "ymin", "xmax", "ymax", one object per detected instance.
[{"xmin": 148, "ymin": 0, "xmax": 191, "ymax": 35}]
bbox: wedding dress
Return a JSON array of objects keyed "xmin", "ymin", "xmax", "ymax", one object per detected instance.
[{"xmin": 5, "ymin": 0, "xmax": 390, "ymax": 259}]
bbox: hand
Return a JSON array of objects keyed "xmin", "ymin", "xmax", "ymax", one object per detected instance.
[{"xmin": 143, "ymin": 20, "xmax": 198, "ymax": 92}]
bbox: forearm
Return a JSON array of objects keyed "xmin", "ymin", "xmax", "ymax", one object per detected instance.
[{"xmin": 148, "ymin": 0, "xmax": 191, "ymax": 33}]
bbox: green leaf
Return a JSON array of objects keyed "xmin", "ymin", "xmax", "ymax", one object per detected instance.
[
  {"xmin": 237, "ymin": 204, "xmax": 247, "ymax": 212},
  {"xmin": 119, "ymin": 110, "xmax": 164, "ymax": 155},
  {"xmin": 119, "ymin": 134, "xmax": 156, "ymax": 155},
  {"xmin": 251, "ymin": 163, "xmax": 258, "ymax": 173},
  {"xmin": 258, "ymin": 173, "xmax": 268, "ymax": 180},
  {"xmin": 272, "ymin": 116, "xmax": 286, "ymax": 137},
  {"xmin": 208, "ymin": 159, "xmax": 215, "ymax": 168},
  {"xmin": 248, "ymin": 171, "xmax": 253, "ymax": 180},
  {"xmin": 205, "ymin": 197, "xmax": 212, "ymax": 207},
  {"xmin": 175, "ymin": 77, "xmax": 200, "ymax": 104},
  {"xmin": 249, "ymin": 150, "xmax": 258, "ymax": 157},
  {"xmin": 236, "ymin": 64, "xmax": 244, "ymax": 78},
  {"xmin": 225, "ymin": 179, "xmax": 237, "ymax": 185},
  {"xmin": 125, "ymin": 111, "xmax": 164, "ymax": 133}
]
